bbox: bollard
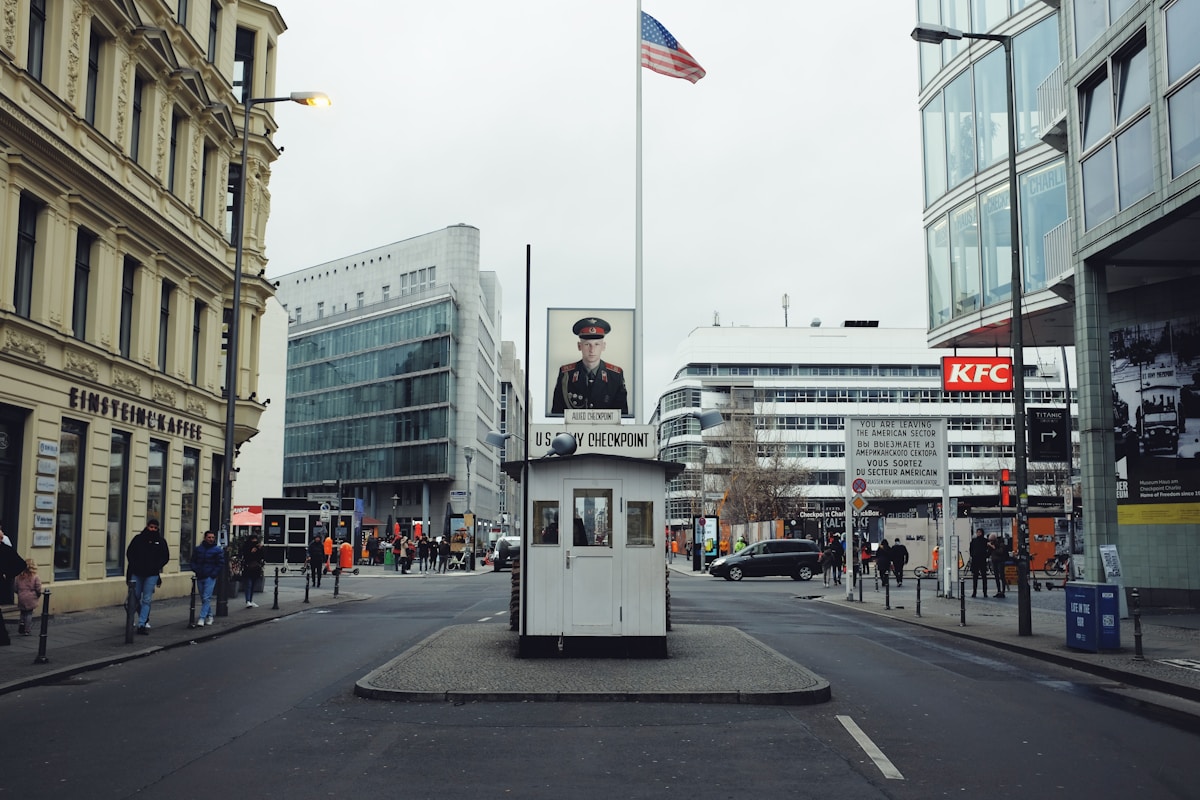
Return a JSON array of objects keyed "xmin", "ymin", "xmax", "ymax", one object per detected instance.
[
  {"xmin": 1132, "ymin": 587, "xmax": 1144, "ymax": 661},
  {"xmin": 303, "ymin": 570, "xmax": 311, "ymax": 604},
  {"xmin": 124, "ymin": 580, "xmax": 137, "ymax": 644},
  {"xmin": 334, "ymin": 568, "xmax": 340, "ymax": 598},
  {"xmin": 884, "ymin": 579, "xmax": 891, "ymax": 610},
  {"xmin": 272, "ymin": 567, "xmax": 281, "ymax": 610},
  {"xmin": 959, "ymin": 580, "xmax": 966, "ymax": 626},
  {"xmin": 33, "ymin": 588, "xmax": 51, "ymax": 664},
  {"xmin": 189, "ymin": 576, "xmax": 198, "ymax": 628},
  {"xmin": 916, "ymin": 575, "xmax": 922, "ymax": 617}
]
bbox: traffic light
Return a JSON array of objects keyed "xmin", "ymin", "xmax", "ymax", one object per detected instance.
[{"xmin": 1000, "ymin": 468, "xmax": 1012, "ymax": 506}]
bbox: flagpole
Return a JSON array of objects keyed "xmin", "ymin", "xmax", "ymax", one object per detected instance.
[{"xmin": 634, "ymin": 0, "xmax": 644, "ymax": 424}]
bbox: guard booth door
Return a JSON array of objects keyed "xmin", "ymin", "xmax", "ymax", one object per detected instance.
[{"xmin": 565, "ymin": 480, "xmax": 622, "ymax": 635}]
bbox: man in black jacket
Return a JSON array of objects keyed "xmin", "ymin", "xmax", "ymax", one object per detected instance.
[
  {"xmin": 126, "ymin": 518, "xmax": 170, "ymax": 634},
  {"xmin": 969, "ymin": 528, "xmax": 990, "ymax": 598},
  {"xmin": 889, "ymin": 537, "xmax": 909, "ymax": 586}
]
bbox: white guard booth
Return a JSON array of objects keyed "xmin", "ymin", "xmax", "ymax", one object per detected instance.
[{"xmin": 513, "ymin": 451, "xmax": 682, "ymax": 657}]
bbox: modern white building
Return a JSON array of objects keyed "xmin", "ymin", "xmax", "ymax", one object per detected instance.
[
  {"xmin": 273, "ymin": 225, "xmax": 508, "ymax": 542},
  {"xmin": 654, "ymin": 323, "xmax": 1077, "ymax": 537}
]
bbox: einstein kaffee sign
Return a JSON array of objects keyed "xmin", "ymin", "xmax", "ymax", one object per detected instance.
[{"xmin": 846, "ymin": 416, "xmax": 947, "ymax": 491}]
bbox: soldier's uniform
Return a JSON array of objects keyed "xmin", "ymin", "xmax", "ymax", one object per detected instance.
[{"xmin": 550, "ymin": 317, "xmax": 629, "ymax": 414}]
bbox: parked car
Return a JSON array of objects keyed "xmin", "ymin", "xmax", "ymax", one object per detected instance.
[
  {"xmin": 492, "ymin": 536, "xmax": 522, "ymax": 571},
  {"xmin": 708, "ymin": 538, "xmax": 821, "ymax": 581}
]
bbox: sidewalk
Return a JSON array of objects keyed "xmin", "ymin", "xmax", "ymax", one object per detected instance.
[
  {"xmin": 0, "ymin": 563, "xmax": 494, "ymax": 696},
  {"xmin": 669, "ymin": 560, "xmax": 1200, "ymax": 721}
]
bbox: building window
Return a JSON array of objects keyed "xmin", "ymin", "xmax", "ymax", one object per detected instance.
[
  {"xmin": 85, "ymin": 29, "xmax": 102, "ymax": 125},
  {"xmin": 28, "ymin": 0, "xmax": 46, "ymax": 82},
  {"xmin": 119, "ymin": 257, "xmax": 136, "ymax": 358},
  {"xmin": 159, "ymin": 281, "xmax": 174, "ymax": 372},
  {"xmin": 107, "ymin": 430, "xmax": 131, "ymax": 576},
  {"xmin": 15, "ymin": 194, "xmax": 40, "ymax": 319},
  {"xmin": 382, "ymin": 284, "xmax": 390, "ymax": 301},
  {"xmin": 72, "ymin": 228, "xmax": 94, "ymax": 340},
  {"xmin": 192, "ymin": 301, "xmax": 205, "ymax": 384},
  {"xmin": 926, "ymin": 217, "xmax": 951, "ymax": 328},
  {"xmin": 234, "ymin": 27, "xmax": 255, "ymax": 103},
  {"xmin": 1079, "ymin": 35, "xmax": 1152, "ymax": 229},
  {"xmin": 945, "ymin": 71, "xmax": 976, "ymax": 190},
  {"xmin": 180, "ymin": 447, "xmax": 199, "ymax": 566},
  {"xmin": 168, "ymin": 112, "xmax": 181, "ymax": 192},
  {"xmin": 1074, "ymin": 0, "xmax": 1138, "ymax": 57},
  {"xmin": 131, "ymin": 74, "xmax": 145, "ymax": 162},
  {"xmin": 148, "ymin": 439, "xmax": 168, "ymax": 528},
  {"xmin": 356, "ymin": 291, "xmax": 364, "ymax": 308},
  {"xmin": 55, "ymin": 419, "xmax": 88, "ymax": 580},
  {"xmin": 226, "ymin": 162, "xmax": 241, "ymax": 244},
  {"xmin": 1166, "ymin": 0, "xmax": 1200, "ymax": 178},
  {"xmin": 200, "ymin": 142, "xmax": 214, "ymax": 219},
  {"xmin": 979, "ymin": 182, "xmax": 1012, "ymax": 305},
  {"xmin": 1014, "ymin": 16, "xmax": 1061, "ymax": 152},
  {"xmin": 177, "ymin": 0, "xmax": 188, "ymax": 27},
  {"xmin": 317, "ymin": 301, "xmax": 325, "ymax": 319},
  {"xmin": 973, "ymin": 47, "xmax": 1007, "ymax": 172},
  {"xmin": 1019, "ymin": 158, "xmax": 1067, "ymax": 292},
  {"xmin": 207, "ymin": 1, "xmax": 220, "ymax": 62}
]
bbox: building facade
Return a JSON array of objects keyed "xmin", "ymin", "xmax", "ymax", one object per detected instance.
[
  {"xmin": 916, "ymin": 0, "xmax": 1200, "ymax": 605},
  {"xmin": 654, "ymin": 324, "xmax": 1077, "ymax": 538},
  {"xmin": 274, "ymin": 225, "xmax": 508, "ymax": 544},
  {"xmin": 0, "ymin": 1, "xmax": 288, "ymax": 611}
]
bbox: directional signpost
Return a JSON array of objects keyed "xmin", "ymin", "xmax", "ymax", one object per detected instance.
[{"xmin": 1027, "ymin": 407, "xmax": 1070, "ymax": 462}]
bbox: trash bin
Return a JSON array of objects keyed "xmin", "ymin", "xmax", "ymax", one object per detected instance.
[{"xmin": 384, "ymin": 548, "xmax": 394, "ymax": 566}]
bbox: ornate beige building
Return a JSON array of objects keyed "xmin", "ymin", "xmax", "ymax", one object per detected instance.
[{"xmin": 0, "ymin": 0, "xmax": 288, "ymax": 611}]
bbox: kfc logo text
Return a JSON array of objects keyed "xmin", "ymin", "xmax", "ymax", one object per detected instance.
[{"xmin": 941, "ymin": 356, "xmax": 1014, "ymax": 391}]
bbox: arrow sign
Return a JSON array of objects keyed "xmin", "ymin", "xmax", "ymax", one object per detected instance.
[{"xmin": 1027, "ymin": 407, "xmax": 1070, "ymax": 462}]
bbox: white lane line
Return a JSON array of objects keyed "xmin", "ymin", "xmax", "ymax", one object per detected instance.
[
  {"xmin": 477, "ymin": 617, "xmax": 493, "ymax": 622},
  {"xmin": 836, "ymin": 715, "xmax": 904, "ymax": 780}
]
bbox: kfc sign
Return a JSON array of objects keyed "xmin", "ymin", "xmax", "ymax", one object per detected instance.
[{"xmin": 942, "ymin": 356, "xmax": 1013, "ymax": 391}]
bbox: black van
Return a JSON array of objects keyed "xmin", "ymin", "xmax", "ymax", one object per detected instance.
[{"xmin": 708, "ymin": 538, "xmax": 821, "ymax": 581}]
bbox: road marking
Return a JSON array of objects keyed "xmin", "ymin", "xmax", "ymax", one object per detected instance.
[{"xmin": 836, "ymin": 715, "xmax": 904, "ymax": 780}]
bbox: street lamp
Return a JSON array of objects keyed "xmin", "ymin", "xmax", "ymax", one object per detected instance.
[
  {"xmin": 219, "ymin": 91, "xmax": 330, "ymax": 616},
  {"xmin": 912, "ymin": 23, "xmax": 1031, "ymax": 635}
]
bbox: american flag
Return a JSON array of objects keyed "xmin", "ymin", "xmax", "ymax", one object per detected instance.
[{"xmin": 640, "ymin": 11, "xmax": 705, "ymax": 83}]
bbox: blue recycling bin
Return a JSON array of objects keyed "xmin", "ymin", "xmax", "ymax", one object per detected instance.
[{"xmin": 1065, "ymin": 582, "xmax": 1121, "ymax": 652}]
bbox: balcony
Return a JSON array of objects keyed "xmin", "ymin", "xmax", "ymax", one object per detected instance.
[{"xmin": 1037, "ymin": 62, "xmax": 1067, "ymax": 152}]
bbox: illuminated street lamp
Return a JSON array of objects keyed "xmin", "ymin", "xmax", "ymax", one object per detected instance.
[
  {"xmin": 912, "ymin": 23, "xmax": 1031, "ymax": 635},
  {"xmin": 218, "ymin": 91, "xmax": 330, "ymax": 616}
]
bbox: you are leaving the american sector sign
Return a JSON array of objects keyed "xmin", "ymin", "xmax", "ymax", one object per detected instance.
[{"xmin": 846, "ymin": 417, "xmax": 947, "ymax": 491}]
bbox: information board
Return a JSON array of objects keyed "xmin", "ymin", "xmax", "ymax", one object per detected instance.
[{"xmin": 846, "ymin": 417, "xmax": 947, "ymax": 490}]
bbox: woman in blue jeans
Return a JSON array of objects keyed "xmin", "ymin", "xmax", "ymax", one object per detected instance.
[{"xmin": 189, "ymin": 530, "xmax": 224, "ymax": 625}]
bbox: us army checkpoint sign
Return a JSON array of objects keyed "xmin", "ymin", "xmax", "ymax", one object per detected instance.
[{"xmin": 846, "ymin": 417, "xmax": 947, "ymax": 491}]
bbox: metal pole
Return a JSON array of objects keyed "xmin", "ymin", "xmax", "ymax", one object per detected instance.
[
  {"xmin": 1132, "ymin": 587, "xmax": 1144, "ymax": 660},
  {"xmin": 272, "ymin": 566, "xmax": 280, "ymax": 610},
  {"xmin": 189, "ymin": 576, "xmax": 198, "ymax": 628},
  {"xmin": 34, "ymin": 589, "xmax": 51, "ymax": 664},
  {"xmin": 916, "ymin": 575, "xmax": 922, "ymax": 618}
]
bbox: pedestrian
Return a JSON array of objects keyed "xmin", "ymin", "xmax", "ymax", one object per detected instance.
[
  {"xmin": 0, "ymin": 521, "xmax": 11, "ymax": 545},
  {"xmin": 405, "ymin": 537, "xmax": 416, "ymax": 573},
  {"xmin": 969, "ymin": 528, "xmax": 990, "ymax": 598},
  {"xmin": 821, "ymin": 541, "xmax": 835, "ymax": 587},
  {"xmin": 307, "ymin": 531, "xmax": 325, "ymax": 587},
  {"xmin": 189, "ymin": 531, "xmax": 224, "ymax": 626},
  {"xmin": 366, "ymin": 534, "xmax": 381, "ymax": 566},
  {"xmin": 0, "ymin": 522, "xmax": 15, "ymax": 606},
  {"xmin": 438, "ymin": 537, "xmax": 450, "ymax": 573},
  {"xmin": 735, "ymin": 535, "xmax": 747, "ymax": 552},
  {"xmin": 860, "ymin": 541, "xmax": 871, "ymax": 575},
  {"xmin": 875, "ymin": 539, "xmax": 892, "ymax": 587},
  {"xmin": 323, "ymin": 532, "xmax": 333, "ymax": 574},
  {"xmin": 391, "ymin": 536, "xmax": 405, "ymax": 572},
  {"xmin": 126, "ymin": 518, "xmax": 170, "ymax": 634},
  {"xmin": 418, "ymin": 536, "xmax": 431, "ymax": 572},
  {"xmin": 826, "ymin": 537, "xmax": 844, "ymax": 585},
  {"xmin": 13, "ymin": 558, "xmax": 42, "ymax": 635},
  {"xmin": 988, "ymin": 533, "xmax": 1008, "ymax": 598},
  {"xmin": 241, "ymin": 533, "xmax": 265, "ymax": 608},
  {"xmin": 890, "ymin": 537, "xmax": 909, "ymax": 586}
]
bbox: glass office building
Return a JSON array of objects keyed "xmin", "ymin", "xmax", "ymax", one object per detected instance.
[
  {"xmin": 274, "ymin": 225, "xmax": 506, "ymax": 535},
  {"xmin": 916, "ymin": 0, "xmax": 1200, "ymax": 606}
]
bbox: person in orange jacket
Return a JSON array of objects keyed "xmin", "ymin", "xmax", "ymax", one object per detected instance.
[{"xmin": 323, "ymin": 533, "xmax": 333, "ymax": 573}]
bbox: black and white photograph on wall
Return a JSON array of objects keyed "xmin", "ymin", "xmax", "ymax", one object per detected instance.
[
  {"xmin": 1110, "ymin": 315, "xmax": 1200, "ymax": 508},
  {"xmin": 546, "ymin": 308, "xmax": 633, "ymax": 418}
]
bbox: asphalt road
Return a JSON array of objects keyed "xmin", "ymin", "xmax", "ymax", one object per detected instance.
[{"xmin": 2, "ymin": 572, "xmax": 1195, "ymax": 799}]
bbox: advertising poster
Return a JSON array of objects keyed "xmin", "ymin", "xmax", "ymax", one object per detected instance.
[
  {"xmin": 546, "ymin": 308, "xmax": 634, "ymax": 418},
  {"xmin": 1110, "ymin": 315, "xmax": 1200, "ymax": 522}
]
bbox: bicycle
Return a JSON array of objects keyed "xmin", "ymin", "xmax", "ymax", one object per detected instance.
[
  {"xmin": 1041, "ymin": 553, "xmax": 1070, "ymax": 577},
  {"xmin": 913, "ymin": 552, "xmax": 964, "ymax": 579}
]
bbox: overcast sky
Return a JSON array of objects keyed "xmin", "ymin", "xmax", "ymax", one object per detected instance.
[{"xmin": 263, "ymin": 1, "xmax": 928, "ymax": 421}]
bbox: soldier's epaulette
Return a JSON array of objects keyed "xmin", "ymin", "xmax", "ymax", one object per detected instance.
[
  {"xmin": 606, "ymin": 364, "xmax": 623, "ymax": 374},
  {"xmin": 560, "ymin": 363, "xmax": 574, "ymax": 373}
]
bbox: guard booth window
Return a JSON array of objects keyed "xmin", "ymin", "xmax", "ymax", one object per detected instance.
[
  {"xmin": 573, "ymin": 488, "xmax": 612, "ymax": 547},
  {"xmin": 533, "ymin": 500, "xmax": 559, "ymax": 544}
]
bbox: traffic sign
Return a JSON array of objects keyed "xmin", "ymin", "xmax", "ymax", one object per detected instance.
[
  {"xmin": 851, "ymin": 478, "xmax": 867, "ymax": 494},
  {"xmin": 1027, "ymin": 407, "xmax": 1070, "ymax": 462},
  {"xmin": 851, "ymin": 495, "xmax": 869, "ymax": 512}
]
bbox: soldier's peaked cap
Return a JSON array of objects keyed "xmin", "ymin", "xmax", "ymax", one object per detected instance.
[{"xmin": 573, "ymin": 317, "xmax": 610, "ymax": 339}]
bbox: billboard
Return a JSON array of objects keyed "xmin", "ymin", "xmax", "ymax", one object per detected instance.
[{"xmin": 546, "ymin": 308, "xmax": 634, "ymax": 418}]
